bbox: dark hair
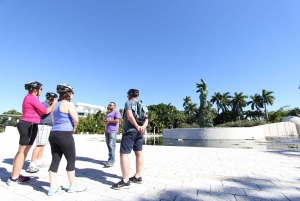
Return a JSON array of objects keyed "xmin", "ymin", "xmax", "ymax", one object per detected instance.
[
  {"xmin": 110, "ymin": 102, "xmax": 116, "ymax": 106},
  {"xmin": 127, "ymin": 89, "xmax": 139, "ymax": 97},
  {"xmin": 46, "ymin": 92, "xmax": 58, "ymax": 99},
  {"xmin": 58, "ymin": 92, "xmax": 72, "ymax": 102}
]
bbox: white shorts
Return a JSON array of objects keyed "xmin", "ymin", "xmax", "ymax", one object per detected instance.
[{"xmin": 36, "ymin": 125, "xmax": 52, "ymax": 145}]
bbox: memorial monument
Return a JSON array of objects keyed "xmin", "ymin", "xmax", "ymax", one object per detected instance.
[{"xmin": 196, "ymin": 79, "xmax": 213, "ymax": 127}]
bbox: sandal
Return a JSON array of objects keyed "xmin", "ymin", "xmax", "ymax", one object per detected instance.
[{"xmin": 26, "ymin": 166, "xmax": 39, "ymax": 173}]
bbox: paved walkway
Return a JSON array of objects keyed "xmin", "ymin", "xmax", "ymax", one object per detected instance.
[{"xmin": 1, "ymin": 132, "xmax": 300, "ymax": 201}]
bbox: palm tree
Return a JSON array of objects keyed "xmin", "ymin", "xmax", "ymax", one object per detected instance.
[
  {"xmin": 247, "ymin": 94, "xmax": 263, "ymax": 120},
  {"xmin": 231, "ymin": 92, "xmax": 248, "ymax": 120},
  {"xmin": 261, "ymin": 89, "xmax": 275, "ymax": 123},
  {"xmin": 187, "ymin": 102, "xmax": 198, "ymax": 115},
  {"xmin": 220, "ymin": 92, "xmax": 232, "ymax": 123},
  {"xmin": 210, "ymin": 92, "xmax": 222, "ymax": 114},
  {"xmin": 183, "ymin": 96, "xmax": 191, "ymax": 113}
]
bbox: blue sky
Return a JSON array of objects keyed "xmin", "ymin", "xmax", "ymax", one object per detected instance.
[{"xmin": 0, "ymin": 0, "xmax": 299, "ymax": 113}]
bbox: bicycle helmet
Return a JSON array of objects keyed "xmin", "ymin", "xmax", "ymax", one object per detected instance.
[
  {"xmin": 56, "ymin": 84, "xmax": 74, "ymax": 94},
  {"xmin": 46, "ymin": 92, "xmax": 58, "ymax": 99},
  {"xmin": 127, "ymin": 89, "xmax": 139, "ymax": 97},
  {"xmin": 24, "ymin": 81, "xmax": 42, "ymax": 91}
]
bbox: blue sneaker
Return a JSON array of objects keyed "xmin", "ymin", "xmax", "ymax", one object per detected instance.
[
  {"xmin": 48, "ymin": 186, "xmax": 61, "ymax": 196},
  {"xmin": 68, "ymin": 184, "xmax": 87, "ymax": 193}
]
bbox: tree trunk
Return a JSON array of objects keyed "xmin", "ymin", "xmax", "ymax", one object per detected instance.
[{"xmin": 264, "ymin": 103, "xmax": 269, "ymax": 123}]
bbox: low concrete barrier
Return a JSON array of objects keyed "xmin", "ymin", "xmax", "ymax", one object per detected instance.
[
  {"xmin": 260, "ymin": 122, "xmax": 298, "ymax": 137},
  {"xmin": 163, "ymin": 122, "xmax": 298, "ymax": 140},
  {"xmin": 4, "ymin": 126, "xmax": 18, "ymax": 134},
  {"xmin": 163, "ymin": 127, "xmax": 264, "ymax": 140}
]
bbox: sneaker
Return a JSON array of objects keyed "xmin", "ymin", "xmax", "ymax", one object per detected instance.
[
  {"xmin": 68, "ymin": 184, "xmax": 87, "ymax": 193},
  {"xmin": 129, "ymin": 175, "xmax": 143, "ymax": 184},
  {"xmin": 105, "ymin": 162, "xmax": 114, "ymax": 167},
  {"xmin": 26, "ymin": 166, "xmax": 39, "ymax": 173},
  {"xmin": 6, "ymin": 175, "xmax": 30, "ymax": 186},
  {"xmin": 48, "ymin": 186, "xmax": 61, "ymax": 196},
  {"xmin": 112, "ymin": 179, "xmax": 130, "ymax": 190},
  {"xmin": 36, "ymin": 162, "xmax": 48, "ymax": 168}
]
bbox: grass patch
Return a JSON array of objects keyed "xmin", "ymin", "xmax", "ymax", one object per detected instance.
[{"xmin": 287, "ymin": 145, "xmax": 299, "ymax": 149}]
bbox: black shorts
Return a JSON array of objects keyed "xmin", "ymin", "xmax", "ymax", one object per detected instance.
[
  {"xmin": 120, "ymin": 129, "xmax": 143, "ymax": 154},
  {"xmin": 17, "ymin": 120, "xmax": 38, "ymax": 146}
]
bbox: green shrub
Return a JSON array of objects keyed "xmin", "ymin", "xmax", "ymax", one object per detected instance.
[{"xmin": 215, "ymin": 120, "xmax": 266, "ymax": 127}]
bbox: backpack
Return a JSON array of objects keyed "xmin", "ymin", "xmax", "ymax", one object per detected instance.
[{"xmin": 131, "ymin": 100, "xmax": 149, "ymax": 126}]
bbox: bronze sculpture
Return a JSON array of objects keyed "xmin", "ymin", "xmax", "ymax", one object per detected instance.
[{"xmin": 196, "ymin": 79, "xmax": 213, "ymax": 127}]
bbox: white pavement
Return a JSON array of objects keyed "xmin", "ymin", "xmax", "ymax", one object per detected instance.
[{"xmin": 1, "ymin": 132, "xmax": 300, "ymax": 201}]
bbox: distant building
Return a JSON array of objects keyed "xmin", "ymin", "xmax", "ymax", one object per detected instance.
[{"xmin": 75, "ymin": 102, "xmax": 107, "ymax": 117}]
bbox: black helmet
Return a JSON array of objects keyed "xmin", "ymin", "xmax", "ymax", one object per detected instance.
[
  {"xmin": 46, "ymin": 92, "xmax": 58, "ymax": 99},
  {"xmin": 127, "ymin": 89, "xmax": 139, "ymax": 97},
  {"xmin": 57, "ymin": 84, "xmax": 74, "ymax": 94},
  {"xmin": 24, "ymin": 81, "xmax": 42, "ymax": 91}
]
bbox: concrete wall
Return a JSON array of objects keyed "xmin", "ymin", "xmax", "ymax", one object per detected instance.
[
  {"xmin": 259, "ymin": 122, "xmax": 298, "ymax": 137},
  {"xmin": 163, "ymin": 122, "xmax": 298, "ymax": 140},
  {"xmin": 163, "ymin": 127, "xmax": 265, "ymax": 140}
]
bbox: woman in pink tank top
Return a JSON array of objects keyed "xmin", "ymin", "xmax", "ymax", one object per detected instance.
[{"xmin": 7, "ymin": 81, "xmax": 56, "ymax": 186}]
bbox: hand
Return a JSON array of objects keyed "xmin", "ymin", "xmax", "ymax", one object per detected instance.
[
  {"xmin": 53, "ymin": 98, "xmax": 57, "ymax": 104},
  {"xmin": 72, "ymin": 128, "xmax": 76, "ymax": 134},
  {"xmin": 137, "ymin": 126, "xmax": 146, "ymax": 134}
]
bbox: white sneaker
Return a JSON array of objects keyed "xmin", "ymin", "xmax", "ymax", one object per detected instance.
[{"xmin": 36, "ymin": 162, "xmax": 48, "ymax": 168}]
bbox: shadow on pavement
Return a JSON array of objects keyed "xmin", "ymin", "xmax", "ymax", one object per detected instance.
[
  {"xmin": 0, "ymin": 167, "xmax": 49, "ymax": 195},
  {"xmin": 76, "ymin": 156, "xmax": 106, "ymax": 166},
  {"xmin": 264, "ymin": 150, "xmax": 300, "ymax": 158},
  {"xmin": 2, "ymin": 158, "xmax": 30, "ymax": 170},
  {"xmin": 75, "ymin": 167, "xmax": 120, "ymax": 185}
]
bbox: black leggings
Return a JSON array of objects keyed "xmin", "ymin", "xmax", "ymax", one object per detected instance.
[{"xmin": 48, "ymin": 131, "xmax": 76, "ymax": 172}]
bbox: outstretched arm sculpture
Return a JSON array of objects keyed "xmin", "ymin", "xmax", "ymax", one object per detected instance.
[
  {"xmin": 196, "ymin": 79, "xmax": 208, "ymax": 109},
  {"xmin": 196, "ymin": 79, "xmax": 213, "ymax": 127}
]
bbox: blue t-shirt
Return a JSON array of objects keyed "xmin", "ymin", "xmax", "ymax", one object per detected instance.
[
  {"xmin": 123, "ymin": 100, "xmax": 138, "ymax": 133},
  {"xmin": 40, "ymin": 101, "xmax": 52, "ymax": 125}
]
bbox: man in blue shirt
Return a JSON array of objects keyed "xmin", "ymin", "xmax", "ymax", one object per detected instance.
[
  {"xmin": 112, "ymin": 89, "xmax": 148, "ymax": 189},
  {"xmin": 26, "ymin": 92, "xmax": 57, "ymax": 173}
]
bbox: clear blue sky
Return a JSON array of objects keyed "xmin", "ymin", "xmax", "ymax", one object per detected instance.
[{"xmin": 1, "ymin": 0, "xmax": 299, "ymax": 113}]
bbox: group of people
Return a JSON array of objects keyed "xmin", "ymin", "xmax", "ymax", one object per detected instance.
[{"xmin": 6, "ymin": 81, "xmax": 148, "ymax": 196}]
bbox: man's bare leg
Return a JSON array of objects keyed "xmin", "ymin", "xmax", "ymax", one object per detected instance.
[{"xmin": 120, "ymin": 153, "xmax": 130, "ymax": 180}]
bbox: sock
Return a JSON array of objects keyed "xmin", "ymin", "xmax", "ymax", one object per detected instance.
[
  {"xmin": 135, "ymin": 175, "xmax": 141, "ymax": 179},
  {"xmin": 123, "ymin": 179, "xmax": 129, "ymax": 183},
  {"xmin": 11, "ymin": 176, "xmax": 19, "ymax": 180},
  {"xmin": 36, "ymin": 159, "xmax": 42, "ymax": 165},
  {"xmin": 30, "ymin": 162, "xmax": 37, "ymax": 167}
]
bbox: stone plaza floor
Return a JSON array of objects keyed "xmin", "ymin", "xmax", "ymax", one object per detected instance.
[{"xmin": 1, "ymin": 131, "xmax": 300, "ymax": 201}]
